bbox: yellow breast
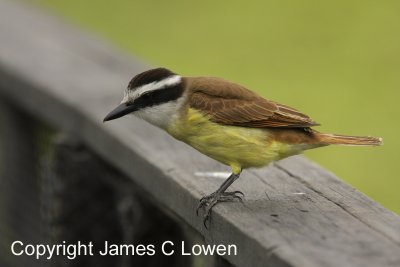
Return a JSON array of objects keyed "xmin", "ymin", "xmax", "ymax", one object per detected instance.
[{"xmin": 166, "ymin": 108, "xmax": 301, "ymax": 173}]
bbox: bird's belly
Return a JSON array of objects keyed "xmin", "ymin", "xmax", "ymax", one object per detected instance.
[{"xmin": 167, "ymin": 109, "xmax": 300, "ymax": 171}]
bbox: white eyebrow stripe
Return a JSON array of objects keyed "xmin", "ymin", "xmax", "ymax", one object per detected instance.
[
  {"xmin": 121, "ymin": 75, "xmax": 182, "ymax": 104},
  {"xmin": 135, "ymin": 75, "xmax": 182, "ymax": 96}
]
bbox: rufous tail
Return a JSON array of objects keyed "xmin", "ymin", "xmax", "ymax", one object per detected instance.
[{"xmin": 317, "ymin": 133, "xmax": 383, "ymax": 146}]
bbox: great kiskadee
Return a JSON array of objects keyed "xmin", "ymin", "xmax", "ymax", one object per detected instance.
[{"xmin": 104, "ymin": 67, "xmax": 382, "ymax": 227}]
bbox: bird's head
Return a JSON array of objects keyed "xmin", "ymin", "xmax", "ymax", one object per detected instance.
[{"xmin": 103, "ymin": 68, "xmax": 185, "ymax": 128}]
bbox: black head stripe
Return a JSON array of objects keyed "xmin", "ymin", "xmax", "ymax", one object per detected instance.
[
  {"xmin": 133, "ymin": 81, "xmax": 185, "ymax": 109},
  {"xmin": 128, "ymin": 68, "xmax": 176, "ymax": 90}
]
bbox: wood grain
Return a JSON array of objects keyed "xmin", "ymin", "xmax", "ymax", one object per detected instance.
[{"xmin": 0, "ymin": 1, "xmax": 399, "ymax": 266}]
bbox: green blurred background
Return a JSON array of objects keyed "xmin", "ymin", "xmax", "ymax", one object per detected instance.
[{"xmin": 27, "ymin": 0, "xmax": 399, "ymax": 214}]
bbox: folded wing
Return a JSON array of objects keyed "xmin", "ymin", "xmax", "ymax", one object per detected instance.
[{"xmin": 188, "ymin": 77, "xmax": 319, "ymax": 128}]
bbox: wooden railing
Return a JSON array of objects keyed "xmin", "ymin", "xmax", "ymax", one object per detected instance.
[{"xmin": 0, "ymin": 1, "xmax": 399, "ymax": 267}]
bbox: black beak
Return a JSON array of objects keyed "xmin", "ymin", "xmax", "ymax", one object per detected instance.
[{"xmin": 103, "ymin": 103, "xmax": 136, "ymax": 122}]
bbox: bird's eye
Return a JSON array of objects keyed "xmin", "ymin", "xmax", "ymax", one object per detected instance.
[{"xmin": 140, "ymin": 93, "xmax": 152, "ymax": 99}]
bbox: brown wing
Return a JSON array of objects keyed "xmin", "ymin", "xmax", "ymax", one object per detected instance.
[{"xmin": 187, "ymin": 77, "xmax": 319, "ymax": 128}]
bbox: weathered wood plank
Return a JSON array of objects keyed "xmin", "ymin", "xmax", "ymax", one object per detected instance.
[
  {"xmin": 0, "ymin": 1, "xmax": 399, "ymax": 266},
  {"xmin": 0, "ymin": 100, "xmax": 43, "ymax": 267},
  {"xmin": 49, "ymin": 135, "xmax": 193, "ymax": 267},
  {"xmin": 275, "ymin": 157, "xmax": 400, "ymax": 246}
]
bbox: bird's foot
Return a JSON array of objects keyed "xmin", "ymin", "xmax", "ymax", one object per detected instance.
[{"xmin": 196, "ymin": 191, "xmax": 244, "ymax": 228}]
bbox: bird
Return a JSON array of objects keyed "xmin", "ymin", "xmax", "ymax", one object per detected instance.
[{"xmin": 103, "ymin": 67, "xmax": 383, "ymax": 227}]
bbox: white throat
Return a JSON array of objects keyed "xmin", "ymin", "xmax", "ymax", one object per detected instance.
[{"xmin": 132, "ymin": 96, "xmax": 185, "ymax": 129}]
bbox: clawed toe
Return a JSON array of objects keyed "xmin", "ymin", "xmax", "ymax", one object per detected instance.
[
  {"xmin": 196, "ymin": 192, "xmax": 216, "ymax": 216},
  {"xmin": 196, "ymin": 191, "xmax": 245, "ymax": 228},
  {"xmin": 223, "ymin": 191, "xmax": 244, "ymax": 202}
]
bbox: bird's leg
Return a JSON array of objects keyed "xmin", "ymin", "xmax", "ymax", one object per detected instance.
[{"xmin": 197, "ymin": 171, "xmax": 243, "ymax": 228}]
